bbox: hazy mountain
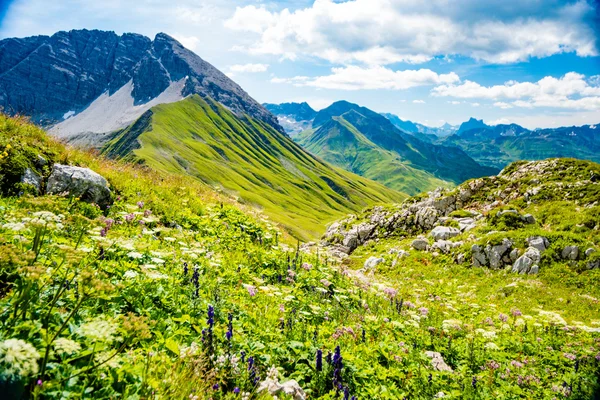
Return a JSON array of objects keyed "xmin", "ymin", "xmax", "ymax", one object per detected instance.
[
  {"xmin": 381, "ymin": 113, "xmax": 458, "ymax": 139},
  {"xmin": 263, "ymin": 102, "xmax": 317, "ymax": 136},
  {"xmin": 0, "ymin": 29, "xmax": 283, "ymax": 146},
  {"xmin": 457, "ymin": 117, "xmax": 488, "ymax": 134}
]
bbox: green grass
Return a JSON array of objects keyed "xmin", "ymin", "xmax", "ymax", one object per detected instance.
[{"xmin": 103, "ymin": 96, "xmax": 406, "ymax": 240}]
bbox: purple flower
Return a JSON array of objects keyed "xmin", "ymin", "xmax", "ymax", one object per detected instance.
[
  {"xmin": 104, "ymin": 218, "xmax": 114, "ymax": 229},
  {"xmin": 486, "ymin": 360, "xmax": 500, "ymax": 370},
  {"xmin": 419, "ymin": 307, "xmax": 429, "ymax": 316},
  {"xmin": 212, "ymin": 384, "xmax": 219, "ymax": 390},
  {"xmin": 511, "ymin": 360, "xmax": 524, "ymax": 368},
  {"xmin": 383, "ymin": 287, "xmax": 398, "ymax": 299},
  {"xmin": 124, "ymin": 213, "xmax": 135, "ymax": 223},
  {"xmin": 100, "ymin": 228, "xmax": 107, "ymax": 237},
  {"xmin": 137, "ymin": 201, "xmax": 145, "ymax": 209},
  {"xmin": 226, "ymin": 313, "xmax": 233, "ymax": 342},
  {"xmin": 316, "ymin": 349, "xmax": 323, "ymax": 372},
  {"xmin": 499, "ymin": 313, "xmax": 508, "ymax": 322},
  {"xmin": 233, "ymin": 387, "xmax": 240, "ymax": 394},
  {"xmin": 36, "ymin": 379, "xmax": 42, "ymax": 386},
  {"xmin": 144, "ymin": 209, "xmax": 152, "ymax": 217},
  {"xmin": 244, "ymin": 284, "xmax": 257, "ymax": 296},
  {"xmin": 563, "ymin": 352, "xmax": 577, "ymax": 361},
  {"xmin": 511, "ymin": 308, "xmax": 522, "ymax": 317}
]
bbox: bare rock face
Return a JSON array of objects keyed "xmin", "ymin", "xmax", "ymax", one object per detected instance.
[
  {"xmin": 46, "ymin": 164, "xmax": 112, "ymax": 208},
  {"xmin": 0, "ymin": 30, "xmax": 283, "ymax": 138}
]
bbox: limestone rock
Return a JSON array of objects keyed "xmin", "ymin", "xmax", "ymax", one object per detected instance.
[
  {"xmin": 20, "ymin": 168, "xmax": 42, "ymax": 193},
  {"xmin": 561, "ymin": 246, "xmax": 579, "ymax": 261},
  {"xmin": 364, "ymin": 256, "xmax": 384, "ymax": 270},
  {"xmin": 46, "ymin": 164, "xmax": 112, "ymax": 208},
  {"xmin": 430, "ymin": 226, "xmax": 460, "ymax": 241},
  {"xmin": 472, "ymin": 244, "xmax": 487, "ymax": 267},
  {"xmin": 412, "ymin": 238, "xmax": 429, "ymax": 251},
  {"xmin": 512, "ymin": 247, "xmax": 541, "ymax": 274},
  {"xmin": 526, "ymin": 236, "xmax": 549, "ymax": 253},
  {"xmin": 522, "ymin": 214, "xmax": 535, "ymax": 224}
]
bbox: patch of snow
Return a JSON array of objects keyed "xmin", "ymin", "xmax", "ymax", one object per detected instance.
[
  {"xmin": 591, "ymin": 125, "xmax": 597, "ymax": 129},
  {"xmin": 49, "ymin": 79, "xmax": 186, "ymax": 143},
  {"xmin": 63, "ymin": 110, "xmax": 75, "ymax": 120}
]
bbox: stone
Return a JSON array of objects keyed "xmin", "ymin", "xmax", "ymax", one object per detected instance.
[
  {"xmin": 412, "ymin": 238, "xmax": 429, "ymax": 251},
  {"xmin": 46, "ymin": 164, "xmax": 112, "ymax": 208},
  {"xmin": 512, "ymin": 247, "xmax": 541, "ymax": 274},
  {"xmin": 585, "ymin": 248, "xmax": 596, "ymax": 258},
  {"xmin": 20, "ymin": 168, "xmax": 42, "ymax": 193},
  {"xmin": 497, "ymin": 209, "xmax": 518, "ymax": 217},
  {"xmin": 456, "ymin": 217, "xmax": 476, "ymax": 232},
  {"xmin": 561, "ymin": 246, "xmax": 579, "ymax": 261},
  {"xmin": 430, "ymin": 226, "xmax": 461, "ymax": 240},
  {"xmin": 509, "ymin": 248, "xmax": 520, "ymax": 263},
  {"xmin": 529, "ymin": 264, "xmax": 539, "ymax": 274},
  {"xmin": 342, "ymin": 232, "xmax": 358, "ymax": 251},
  {"xmin": 364, "ymin": 256, "xmax": 384, "ymax": 270},
  {"xmin": 526, "ymin": 236, "xmax": 549, "ymax": 253},
  {"xmin": 522, "ymin": 214, "xmax": 536, "ymax": 224},
  {"xmin": 415, "ymin": 206, "xmax": 439, "ymax": 229},
  {"xmin": 485, "ymin": 239, "xmax": 512, "ymax": 270},
  {"xmin": 35, "ymin": 155, "xmax": 48, "ymax": 167},
  {"xmin": 471, "ymin": 244, "xmax": 487, "ymax": 267},
  {"xmin": 432, "ymin": 240, "xmax": 453, "ymax": 254},
  {"xmin": 356, "ymin": 223, "xmax": 375, "ymax": 241}
]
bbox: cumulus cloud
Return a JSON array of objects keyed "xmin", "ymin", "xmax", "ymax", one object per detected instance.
[
  {"xmin": 229, "ymin": 63, "xmax": 269, "ymax": 73},
  {"xmin": 413, "ymin": 100, "xmax": 426, "ymax": 104},
  {"xmin": 225, "ymin": 0, "xmax": 598, "ymax": 64},
  {"xmin": 271, "ymin": 66, "xmax": 459, "ymax": 90},
  {"xmin": 433, "ymin": 72, "xmax": 600, "ymax": 110}
]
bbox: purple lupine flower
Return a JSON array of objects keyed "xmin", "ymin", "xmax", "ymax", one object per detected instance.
[
  {"xmin": 212, "ymin": 384, "xmax": 219, "ymax": 390},
  {"xmin": 240, "ymin": 351, "xmax": 246, "ymax": 363},
  {"xmin": 343, "ymin": 386, "xmax": 349, "ymax": 400},
  {"xmin": 100, "ymin": 228, "xmax": 107, "ymax": 237},
  {"xmin": 233, "ymin": 387, "xmax": 240, "ymax": 394},
  {"xmin": 472, "ymin": 376, "xmax": 477, "ymax": 388},
  {"xmin": 316, "ymin": 349, "xmax": 323, "ymax": 372},
  {"xmin": 206, "ymin": 305, "xmax": 215, "ymax": 354},
  {"xmin": 332, "ymin": 346, "xmax": 343, "ymax": 389},
  {"xmin": 511, "ymin": 308, "xmax": 522, "ymax": 317},
  {"xmin": 226, "ymin": 313, "xmax": 233, "ymax": 341},
  {"xmin": 183, "ymin": 262, "xmax": 188, "ymax": 276},
  {"xmin": 192, "ymin": 266, "xmax": 199, "ymax": 297}
]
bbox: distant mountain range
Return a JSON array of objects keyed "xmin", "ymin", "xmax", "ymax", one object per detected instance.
[
  {"xmin": 294, "ymin": 101, "xmax": 497, "ymax": 194},
  {"xmin": 268, "ymin": 102, "xmax": 600, "ymax": 171},
  {"xmin": 263, "ymin": 102, "xmax": 316, "ymax": 136}
]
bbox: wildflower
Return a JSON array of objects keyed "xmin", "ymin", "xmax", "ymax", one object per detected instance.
[
  {"xmin": 183, "ymin": 262, "xmax": 189, "ymax": 276},
  {"xmin": 53, "ymin": 338, "xmax": 81, "ymax": 356},
  {"xmin": 244, "ymin": 284, "xmax": 257, "ymax": 296},
  {"xmin": 104, "ymin": 218, "xmax": 114, "ymax": 229},
  {"xmin": 419, "ymin": 307, "xmax": 429, "ymax": 316},
  {"xmin": 404, "ymin": 301, "xmax": 415, "ymax": 309},
  {"xmin": 226, "ymin": 313, "xmax": 233, "ymax": 342},
  {"xmin": 320, "ymin": 279, "xmax": 332, "ymax": 287},
  {"xmin": 0, "ymin": 339, "xmax": 41, "ymax": 379},
  {"xmin": 332, "ymin": 346, "xmax": 343, "ymax": 389},
  {"xmin": 279, "ymin": 304, "xmax": 285, "ymax": 313},
  {"xmin": 511, "ymin": 360, "xmax": 524, "ymax": 368},
  {"xmin": 212, "ymin": 384, "xmax": 219, "ymax": 390},
  {"xmin": 316, "ymin": 349, "xmax": 323, "ymax": 371},
  {"xmin": 511, "ymin": 308, "xmax": 523, "ymax": 317},
  {"xmin": 144, "ymin": 209, "xmax": 152, "ymax": 217},
  {"xmin": 137, "ymin": 201, "xmax": 145, "ymax": 209},
  {"xmin": 77, "ymin": 318, "xmax": 119, "ymax": 343},
  {"xmin": 484, "ymin": 317, "xmax": 494, "ymax": 326},
  {"xmin": 485, "ymin": 342, "xmax": 500, "ymax": 351},
  {"xmin": 124, "ymin": 213, "xmax": 135, "ymax": 223},
  {"xmin": 499, "ymin": 313, "xmax": 508, "ymax": 322},
  {"xmin": 234, "ymin": 387, "xmax": 240, "ymax": 394},
  {"xmin": 563, "ymin": 353, "xmax": 577, "ymax": 361},
  {"xmin": 486, "ymin": 360, "xmax": 500, "ymax": 370},
  {"xmin": 384, "ymin": 287, "xmax": 398, "ymax": 299},
  {"xmin": 192, "ymin": 266, "xmax": 199, "ymax": 297},
  {"xmin": 301, "ymin": 262, "xmax": 312, "ymax": 271}
]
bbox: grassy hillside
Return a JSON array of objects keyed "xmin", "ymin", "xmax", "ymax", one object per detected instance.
[
  {"xmin": 103, "ymin": 95, "xmax": 405, "ymax": 240},
  {"xmin": 297, "ymin": 115, "xmax": 451, "ymax": 195},
  {"xmin": 1, "ymin": 115, "xmax": 600, "ymax": 399},
  {"xmin": 299, "ymin": 102, "xmax": 497, "ymax": 193}
]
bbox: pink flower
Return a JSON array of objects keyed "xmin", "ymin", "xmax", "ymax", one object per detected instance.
[
  {"xmin": 100, "ymin": 228, "xmax": 107, "ymax": 237},
  {"xmin": 499, "ymin": 313, "xmax": 508, "ymax": 322},
  {"xmin": 243, "ymin": 284, "xmax": 257, "ymax": 296},
  {"xmin": 124, "ymin": 213, "xmax": 135, "ymax": 223},
  {"xmin": 484, "ymin": 317, "xmax": 494, "ymax": 326},
  {"xmin": 563, "ymin": 353, "xmax": 577, "ymax": 361},
  {"xmin": 511, "ymin": 308, "xmax": 522, "ymax": 317},
  {"xmin": 320, "ymin": 279, "xmax": 332, "ymax": 287},
  {"xmin": 383, "ymin": 287, "xmax": 398, "ymax": 299},
  {"xmin": 419, "ymin": 307, "xmax": 429, "ymax": 316},
  {"xmin": 486, "ymin": 360, "xmax": 500, "ymax": 370},
  {"xmin": 137, "ymin": 201, "xmax": 145, "ymax": 209},
  {"xmin": 279, "ymin": 304, "xmax": 285, "ymax": 313},
  {"xmin": 404, "ymin": 301, "xmax": 415, "ymax": 309},
  {"xmin": 144, "ymin": 209, "xmax": 152, "ymax": 217},
  {"xmin": 301, "ymin": 262, "xmax": 312, "ymax": 271},
  {"xmin": 511, "ymin": 360, "xmax": 524, "ymax": 368}
]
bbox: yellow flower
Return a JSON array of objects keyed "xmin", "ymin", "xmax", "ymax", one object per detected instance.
[{"xmin": 5, "ymin": 144, "xmax": 11, "ymax": 149}]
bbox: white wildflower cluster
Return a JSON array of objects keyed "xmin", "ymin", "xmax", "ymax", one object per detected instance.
[
  {"xmin": 442, "ymin": 319, "xmax": 463, "ymax": 332},
  {"xmin": 123, "ymin": 270, "xmax": 139, "ymax": 279},
  {"xmin": 215, "ymin": 354, "xmax": 241, "ymax": 374},
  {"xmin": 475, "ymin": 329, "xmax": 497, "ymax": 339},
  {"xmin": 0, "ymin": 339, "xmax": 41, "ymax": 380},
  {"xmin": 257, "ymin": 366, "xmax": 306, "ymax": 400},
  {"xmin": 77, "ymin": 318, "xmax": 119, "ymax": 343},
  {"xmin": 180, "ymin": 342, "xmax": 201, "ymax": 359},
  {"xmin": 24, "ymin": 211, "xmax": 64, "ymax": 229},
  {"xmin": 1, "ymin": 222, "xmax": 26, "ymax": 232},
  {"xmin": 53, "ymin": 337, "xmax": 81, "ymax": 356}
]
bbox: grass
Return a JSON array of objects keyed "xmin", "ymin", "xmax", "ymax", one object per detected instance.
[{"xmin": 103, "ymin": 96, "xmax": 406, "ymax": 240}]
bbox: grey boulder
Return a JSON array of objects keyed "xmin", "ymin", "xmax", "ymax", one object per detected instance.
[
  {"xmin": 561, "ymin": 246, "xmax": 579, "ymax": 261},
  {"xmin": 430, "ymin": 226, "xmax": 461, "ymax": 241},
  {"xmin": 526, "ymin": 236, "xmax": 549, "ymax": 253},
  {"xmin": 412, "ymin": 238, "xmax": 429, "ymax": 251},
  {"xmin": 20, "ymin": 168, "xmax": 42, "ymax": 193},
  {"xmin": 512, "ymin": 247, "xmax": 541, "ymax": 274},
  {"xmin": 364, "ymin": 256, "xmax": 384, "ymax": 270},
  {"xmin": 47, "ymin": 164, "xmax": 112, "ymax": 208}
]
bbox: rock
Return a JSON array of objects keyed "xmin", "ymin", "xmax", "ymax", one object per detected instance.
[
  {"xmin": 526, "ymin": 236, "xmax": 549, "ymax": 253},
  {"xmin": 431, "ymin": 240, "xmax": 453, "ymax": 254},
  {"xmin": 529, "ymin": 264, "xmax": 539, "ymax": 274},
  {"xmin": 46, "ymin": 164, "xmax": 112, "ymax": 208},
  {"xmin": 509, "ymin": 248, "xmax": 520, "ymax": 263},
  {"xmin": 587, "ymin": 260, "xmax": 600, "ymax": 270},
  {"xmin": 35, "ymin": 155, "xmax": 48, "ymax": 167},
  {"xmin": 356, "ymin": 223, "xmax": 375, "ymax": 241},
  {"xmin": 512, "ymin": 247, "xmax": 541, "ymax": 274},
  {"xmin": 364, "ymin": 256, "xmax": 384, "ymax": 270},
  {"xmin": 471, "ymin": 244, "xmax": 487, "ymax": 267},
  {"xmin": 497, "ymin": 209, "xmax": 518, "ymax": 217},
  {"xmin": 415, "ymin": 206, "xmax": 439, "ymax": 229},
  {"xmin": 456, "ymin": 217, "xmax": 476, "ymax": 232},
  {"xmin": 430, "ymin": 226, "xmax": 461, "ymax": 240},
  {"xmin": 584, "ymin": 248, "xmax": 596, "ymax": 258},
  {"xmin": 522, "ymin": 214, "xmax": 536, "ymax": 224},
  {"xmin": 342, "ymin": 233, "xmax": 358, "ymax": 251},
  {"xmin": 20, "ymin": 168, "xmax": 42, "ymax": 193},
  {"xmin": 425, "ymin": 351, "xmax": 453, "ymax": 372},
  {"xmin": 561, "ymin": 246, "xmax": 579, "ymax": 261},
  {"xmin": 456, "ymin": 253, "xmax": 466, "ymax": 264},
  {"xmin": 485, "ymin": 239, "xmax": 512, "ymax": 269},
  {"xmin": 412, "ymin": 238, "xmax": 429, "ymax": 251}
]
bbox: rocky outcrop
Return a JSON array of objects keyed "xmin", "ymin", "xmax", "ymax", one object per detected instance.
[
  {"xmin": 512, "ymin": 247, "xmax": 541, "ymax": 274},
  {"xmin": 47, "ymin": 164, "xmax": 112, "ymax": 208},
  {"xmin": 430, "ymin": 226, "xmax": 460, "ymax": 240},
  {"xmin": 471, "ymin": 239, "xmax": 513, "ymax": 270},
  {"xmin": 20, "ymin": 168, "xmax": 42, "ymax": 193}
]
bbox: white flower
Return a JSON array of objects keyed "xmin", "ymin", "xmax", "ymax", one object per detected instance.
[
  {"xmin": 484, "ymin": 342, "xmax": 500, "ymax": 351},
  {"xmin": 0, "ymin": 339, "xmax": 41, "ymax": 379},
  {"xmin": 53, "ymin": 338, "xmax": 81, "ymax": 356},
  {"xmin": 2, "ymin": 222, "xmax": 26, "ymax": 231},
  {"xmin": 127, "ymin": 251, "xmax": 144, "ymax": 259},
  {"xmin": 77, "ymin": 318, "xmax": 119, "ymax": 343},
  {"xmin": 123, "ymin": 270, "xmax": 138, "ymax": 279}
]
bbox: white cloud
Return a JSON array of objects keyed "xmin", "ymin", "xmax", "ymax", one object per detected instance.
[
  {"xmin": 229, "ymin": 63, "xmax": 269, "ymax": 73},
  {"xmin": 413, "ymin": 100, "xmax": 426, "ymax": 104},
  {"xmin": 471, "ymin": 102, "xmax": 480, "ymax": 107},
  {"xmin": 225, "ymin": 0, "xmax": 598, "ymax": 65},
  {"xmin": 433, "ymin": 72, "xmax": 600, "ymax": 110},
  {"xmin": 448, "ymin": 101, "xmax": 461, "ymax": 105},
  {"xmin": 271, "ymin": 66, "xmax": 459, "ymax": 91},
  {"xmin": 172, "ymin": 34, "xmax": 200, "ymax": 51},
  {"xmin": 488, "ymin": 118, "xmax": 511, "ymax": 125}
]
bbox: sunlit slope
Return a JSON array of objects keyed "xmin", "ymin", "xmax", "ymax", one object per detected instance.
[{"xmin": 104, "ymin": 95, "xmax": 406, "ymax": 239}]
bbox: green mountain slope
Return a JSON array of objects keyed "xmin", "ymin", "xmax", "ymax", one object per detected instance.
[
  {"xmin": 297, "ymin": 114, "xmax": 451, "ymax": 195},
  {"xmin": 103, "ymin": 95, "xmax": 406, "ymax": 239},
  {"xmin": 297, "ymin": 101, "xmax": 497, "ymax": 193}
]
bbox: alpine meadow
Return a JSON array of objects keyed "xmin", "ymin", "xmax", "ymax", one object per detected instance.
[{"xmin": 0, "ymin": 1, "xmax": 600, "ymax": 399}]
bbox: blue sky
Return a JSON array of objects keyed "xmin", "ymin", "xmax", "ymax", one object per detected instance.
[{"xmin": 1, "ymin": 0, "xmax": 599, "ymax": 128}]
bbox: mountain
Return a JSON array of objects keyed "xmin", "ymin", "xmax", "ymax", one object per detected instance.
[
  {"xmin": 103, "ymin": 95, "xmax": 405, "ymax": 239},
  {"xmin": 0, "ymin": 30, "xmax": 405, "ymax": 239},
  {"xmin": 457, "ymin": 117, "xmax": 488, "ymax": 134},
  {"xmin": 263, "ymin": 102, "xmax": 317, "ymax": 136},
  {"xmin": 445, "ymin": 123, "xmax": 600, "ymax": 169},
  {"xmin": 380, "ymin": 113, "xmax": 419, "ymax": 133},
  {"xmin": 297, "ymin": 101, "xmax": 497, "ymax": 193},
  {"xmin": 0, "ymin": 29, "xmax": 283, "ymax": 145},
  {"xmin": 382, "ymin": 113, "xmax": 458, "ymax": 138}
]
